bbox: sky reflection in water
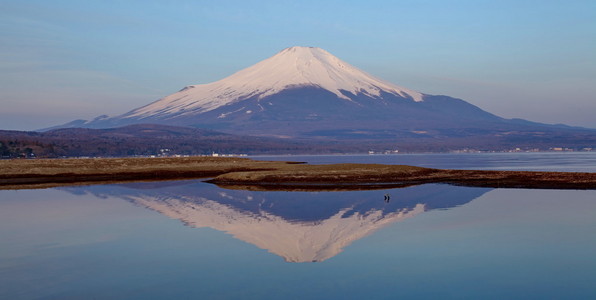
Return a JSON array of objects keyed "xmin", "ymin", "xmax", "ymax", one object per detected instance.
[{"xmin": 1, "ymin": 181, "xmax": 595, "ymax": 299}]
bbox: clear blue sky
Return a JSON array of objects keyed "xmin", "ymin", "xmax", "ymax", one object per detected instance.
[{"xmin": 1, "ymin": 0, "xmax": 595, "ymax": 130}]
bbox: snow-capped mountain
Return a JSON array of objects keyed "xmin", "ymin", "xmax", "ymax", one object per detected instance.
[
  {"xmin": 50, "ymin": 46, "xmax": 596, "ymax": 144},
  {"xmin": 66, "ymin": 46, "xmax": 506, "ymax": 138},
  {"xmin": 125, "ymin": 46, "xmax": 424, "ymax": 120}
]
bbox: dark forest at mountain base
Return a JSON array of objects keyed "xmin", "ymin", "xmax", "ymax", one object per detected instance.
[{"xmin": 2, "ymin": 124, "xmax": 595, "ymax": 158}]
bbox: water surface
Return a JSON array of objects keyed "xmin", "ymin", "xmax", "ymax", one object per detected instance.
[
  {"xmin": 252, "ymin": 151, "xmax": 596, "ymax": 172},
  {"xmin": 1, "ymin": 153, "xmax": 596, "ymax": 299}
]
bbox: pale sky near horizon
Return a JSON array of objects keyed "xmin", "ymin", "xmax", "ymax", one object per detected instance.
[{"xmin": 1, "ymin": 0, "xmax": 595, "ymax": 131}]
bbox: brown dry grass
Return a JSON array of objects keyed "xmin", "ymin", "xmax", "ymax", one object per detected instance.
[
  {"xmin": 0, "ymin": 157, "xmax": 291, "ymax": 189},
  {"xmin": 0, "ymin": 157, "xmax": 274, "ymax": 175},
  {"xmin": 2, "ymin": 156, "xmax": 596, "ymax": 190},
  {"xmin": 209, "ymin": 163, "xmax": 596, "ymax": 190}
]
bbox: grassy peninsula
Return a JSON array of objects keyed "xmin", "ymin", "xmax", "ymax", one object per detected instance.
[
  {"xmin": 0, "ymin": 157, "xmax": 291, "ymax": 190},
  {"xmin": 1, "ymin": 156, "xmax": 596, "ymax": 190}
]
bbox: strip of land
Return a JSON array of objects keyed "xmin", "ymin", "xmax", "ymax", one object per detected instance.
[
  {"xmin": 207, "ymin": 162, "xmax": 596, "ymax": 190},
  {"xmin": 0, "ymin": 157, "xmax": 292, "ymax": 190},
  {"xmin": 1, "ymin": 156, "xmax": 596, "ymax": 190}
]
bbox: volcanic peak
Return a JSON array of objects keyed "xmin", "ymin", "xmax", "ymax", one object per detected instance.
[{"xmin": 123, "ymin": 46, "xmax": 424, "ymax": 120}]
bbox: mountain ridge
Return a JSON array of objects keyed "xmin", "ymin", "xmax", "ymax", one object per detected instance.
[
  {"xmin": 42, "ymin": 46, "xmax": 596, "ymax": 149},
  {"xmin": 125, "ymin": 47, "xmax": 423, "ymax": 119}
]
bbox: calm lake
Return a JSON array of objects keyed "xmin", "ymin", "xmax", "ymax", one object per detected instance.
[{"xmin": 1, "ymin": 152, "xmax": 596, "ymax": 299}]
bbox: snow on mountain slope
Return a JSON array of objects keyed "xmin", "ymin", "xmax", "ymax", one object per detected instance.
[{"xmin": 123, "ymin": 46, "xmax": 424, "ymax": 120}]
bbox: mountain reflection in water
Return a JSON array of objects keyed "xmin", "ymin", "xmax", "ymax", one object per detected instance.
[{"xmin": 63, "ymin": 181, "xmax": 490, "ymax": 262}]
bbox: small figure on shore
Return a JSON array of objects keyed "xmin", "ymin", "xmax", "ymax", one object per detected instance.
[{"xmin": 384, "ymin": 193, "xmax": 391, "ymax": 203}]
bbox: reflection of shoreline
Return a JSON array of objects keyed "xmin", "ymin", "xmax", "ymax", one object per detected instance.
[
  {"xmin": 211, "ymin": 182, "xmax": 419, "ymax": 192},
  {"xmin": 64, "ymin": 182, "xmax": 490, "ymax": 262}
]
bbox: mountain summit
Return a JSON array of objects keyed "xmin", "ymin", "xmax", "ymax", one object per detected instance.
[
  {"xmin": 52, "ymin": 46, "xmax": 596, "ymax": 146},
  {"xmin": 125, "ymin": 46, "xmax": 424, "ymax": 120}
]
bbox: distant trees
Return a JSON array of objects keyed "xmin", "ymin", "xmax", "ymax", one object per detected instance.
[
  {"xmin": 1, "ymin": 123, "xmax": 595, "ymax": 158},
  {"xmin": 0, "ymin": 141, "xmax": 10, "ymax": 157},
  {"xmin": 0, "ymin": 140, "xmax": 39, "ymax": 158}
]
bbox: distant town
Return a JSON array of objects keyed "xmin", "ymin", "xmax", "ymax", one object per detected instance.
[{"xmin": 3, "ymin": 145, "xmax": 595, "ymax": 160}]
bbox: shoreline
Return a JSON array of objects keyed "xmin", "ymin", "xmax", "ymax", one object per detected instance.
[
  {"xmin": 207, "ymin": 163, "xmax": 596, "ymax": 190},
  {"xmin": 1, "ymin": 156, "xmax": 596, "ymax": 191},
  {"xmin": 0, "ymin": 157, "xmax": 291, "ymax": 190}
]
